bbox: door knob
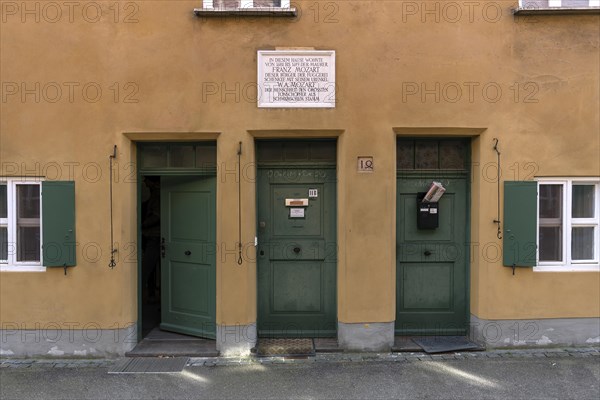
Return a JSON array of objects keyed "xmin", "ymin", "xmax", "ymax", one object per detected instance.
[
  {"xmin": 293, "ymin": 247, "xmax": 301, "ymax": 254},
  {"xmin": 185, "ymin": 250, "xmax": 192, "ymax": 256}
]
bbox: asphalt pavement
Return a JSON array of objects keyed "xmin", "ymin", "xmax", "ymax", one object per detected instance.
[{"xmin": 1, "ymin": 352, "xmax": 599, "ymax": 399}]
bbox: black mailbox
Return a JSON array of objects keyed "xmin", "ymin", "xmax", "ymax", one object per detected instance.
[{"xmin": 416, "ymin": 192, "xmax": 439, "ymax": 229}]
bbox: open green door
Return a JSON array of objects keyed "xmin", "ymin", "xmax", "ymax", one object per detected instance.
[{"xmin": 160, "ymin": 175, "xmax": 216, "ymax": 339}]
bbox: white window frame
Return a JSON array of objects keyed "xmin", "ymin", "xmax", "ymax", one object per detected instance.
[
  {"xmin": 204, "ymin": 0, "xmax": 291, "ymax": 9},
  {"xmin": 0, "ymin": 178, "xmax": 45, "ymax": 272},
  {"xmin": 535, "ymin": 178, "xmax": 600, "ymax": 272},
  {"xmin": 520, "ymin": 0, "xmax": 600, "ymax": 7}
]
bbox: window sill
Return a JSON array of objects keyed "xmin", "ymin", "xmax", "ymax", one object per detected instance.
[
  {"xmin": 534, "ymin": 265, "xmax": 600, "ymax": 272},
  {"xmin": 0, "ymin": 265, "xmax": 46, "ymax": 272},
  {"xmin": 194, "ymin": 7, "xmax": 297, "ymax": 17},
  {"xmin": 513, "ymin": 6, "xmax": 600, "ymax": 15}
]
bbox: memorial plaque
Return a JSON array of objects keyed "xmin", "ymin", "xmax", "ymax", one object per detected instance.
[{"xmin": 258, "ymin": 50, "xmax": 336, "ymax": 108}]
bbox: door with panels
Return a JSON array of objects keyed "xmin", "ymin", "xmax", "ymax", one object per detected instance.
[
  {"xmin": 396, "ymin": 139, "xmax": 470, "ymax": 336},
  {"xmin": 256, "ymin": 140, "xmax": 337, "ymax": 338}
]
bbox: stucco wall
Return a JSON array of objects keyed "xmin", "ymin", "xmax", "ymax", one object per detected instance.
[{"xmin": 0, "ymin": 1, "xmax": 598, "ymax": 333}]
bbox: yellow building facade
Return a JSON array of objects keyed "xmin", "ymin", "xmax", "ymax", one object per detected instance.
[{"xmin": 0, "ymin": 0, "xmax": 599, "ymax": 357}]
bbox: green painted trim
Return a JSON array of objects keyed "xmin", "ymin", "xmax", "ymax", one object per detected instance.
[
  {"xmin": 465, "ymin": 138, "xmax": 472, "ymax": 333},
  {"xmin": 396, "ymin": 171, "xmax": 468, "ymax": 177},
  {"xmin": 137, "ymin": 169, "xmax": 217, "ymax": 176},
  {"xmin": 136, "ymin": 176, "xmax": 142, "ymax": 342},
  {"xmin": 257, "ymin": 162, "xmax": 336, "ymax": 168}
]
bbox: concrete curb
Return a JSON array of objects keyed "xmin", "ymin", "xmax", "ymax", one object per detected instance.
[{"xmin": 1, "ymin": 347, "xmax": 598, "ymax": 369}]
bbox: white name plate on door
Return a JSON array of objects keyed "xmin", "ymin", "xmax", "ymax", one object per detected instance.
[
  {"xmin": 258, "ymin": 50, "xmax": 336, "ymax": 108},
  {"xmin": 290, "ymin": 208, "xmax": 305, "ymax": 218}
]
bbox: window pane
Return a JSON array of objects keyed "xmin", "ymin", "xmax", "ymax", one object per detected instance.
[
  {"xmin": 0, "ymin": 227, "xmax": 7, "ymax": 261},
  {"xmin": 572, "ymin": 185, "xmax": 595, "ymax": 218},
  {"xmin": 214, "ymin": 0, "xmax": 240, "ymax": 8},
  {"xmin": 16, "ymin": 185, "xmax": 40, "ymax": 262},
  {"xmin": 439, "ymin": 140, "xmax": 466, "ymax": 170},
  {"xmin": 0, "ymin": 184, "xmax": 6, "ymax": 218},
  {"xmin": 284, "ymin": 142, "xmax": 310, "ymax": 161},
  {"xmin": 255, "ymin": 0, "xmax": 281, "ymax": 6},
  {"xmin": 196, "ymin": 145, "xmax": 217, "ymax": 169},
  {"xmin": 415, "ymin": 141, "xmax": 438, "ymax": 169},
  {"xmin": 140, "ymin": 145, "xmax": 168, "ymax": 168},
  {"xmin": 256, "ymin": 142, "xmax": 284, "ymax": 163},
  {"xmin": 309, "ymin": 142, "xmax": 336, "ymax": 162},
  {"xmin": 170, "ymin": 145, "xmax": 195, "ymax": 168},
  {"xmin": 17, "ymin": 185, "xmax": 40, "ymax": 218},
  {"xmin": 539, "ymin": 227, "xmax": 562, "ymax": 261},
  {"xmin": 397, "ymin": 141, "xmax": 414, "ymax": 170},
  {"xmin": 562, "ymin": 0, "xmax": 593, "ymax": 7},
  {"xmin": 539, "ymin": 184, "xmax": 562, "ymax": 219},
  {"xmin": 17, "ymin": 227, "xmax": 40, "ymax": 262},
  {"xmin": 572, "ymin": 227, "xmax": 595, "ymax": 260}
]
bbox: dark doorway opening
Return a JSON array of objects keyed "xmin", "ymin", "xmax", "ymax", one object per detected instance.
[
  {"xmin": 140, "ymin": 175, "xmax": 161, "ymax": 338},
  {"xmin": 133, "ymin": 142, "xmax": 219, "ymax": 356}
]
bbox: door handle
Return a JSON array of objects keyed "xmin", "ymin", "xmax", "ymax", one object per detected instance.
[
  {"xmin": 185, "ymin": 250, "xmax": 192, "ymax": 256},
  {"xmin": 424, "ymin": 250, "xmax": 432, "ymax": 256},
  {"xmin": 161, "ymin": 238, "xmax": 166, "ymax": 258},
  {"xmin": 293, "ymin": 247, "xmax": 301, "ymax": 254}
]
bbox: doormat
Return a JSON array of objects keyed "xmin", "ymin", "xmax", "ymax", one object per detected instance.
[
  {"xmin": 412, "ymin": 336, "xmax": 484, "ymax": 354},
  {"xmin": 108, "ymin": 357, "xmax": 189, "ymax": 374},
  {"xmin": 256, "ymin": 338, "xmax": 315, "ymax": 357}
]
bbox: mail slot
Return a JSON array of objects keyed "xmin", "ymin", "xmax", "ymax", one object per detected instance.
[{"xmin": 416, "ymin": 192, "xmax": 439, "ymax": 229}]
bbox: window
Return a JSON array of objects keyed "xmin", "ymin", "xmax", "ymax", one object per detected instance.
[
  {"xmin": 0, "ymin": 179, "xmax": 76, "ymax": 272},
  {"xmin": 397, "ymin": 139, "xmax": 468, "ymax": 171},
  {"xmin": 537, "ymin": 179, "xmax": 600, "ymax": 271},
  {"xmin": 204, "ymin": 0, "xmax": 290, "ymax": 10},
  {"xmin": 195, "ymin": 0, "xmax": 296, "ymax": 16},
  {"xmin": 138, "ymin": 142, "xmax": 216, "ymax": 170},
  {"xmin": 0, "ymin": 179, "xmax": 43, "ymax": 270},
  {"xmin": 516, "ymin": 0, "xmax": 600, "ymax": 13}
]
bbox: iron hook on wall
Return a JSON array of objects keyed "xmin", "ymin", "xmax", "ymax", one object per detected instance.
[
  {"xmin": 109, "ymin": 145, "xmax": 118, "ymax": 269},
  {"xmin": 493, "ymin": 138, "xmax": 502, "ymax": 240},
  {"xmin": 237, "ymin": 141, "xmax": 243, "ymax": 266}
]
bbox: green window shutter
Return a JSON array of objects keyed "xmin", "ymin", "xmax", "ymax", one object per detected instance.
[
  {"xmin": 42, "ymin": 181, "xmax": 76, "ymax": 267},
  {"xmin": 503, "ymin": 181, "xmax": 537, "ymax": 267}
]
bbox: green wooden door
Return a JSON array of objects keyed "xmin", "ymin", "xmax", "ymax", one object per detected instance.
[
  {"xmin": 160, "ymin": 175, "xmax": 216, "ymax": 338},
  {"xmin": 257, "ymin": 168, "xmax": 337, "ymax": 337},
  {"xmin": 396, "ymin": 176, "xmax": 468, "ymax": 335}
]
